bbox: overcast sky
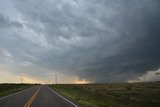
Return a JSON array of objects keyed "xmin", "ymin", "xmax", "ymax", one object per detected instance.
[{"xmin": 0, "ymin": 0, "xmax": 160, "ymax": 83}]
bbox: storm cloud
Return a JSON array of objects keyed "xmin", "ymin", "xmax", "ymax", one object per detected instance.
[{"xmin": 0, "ymin": 0, "xmax": 160, "ymax": 83}]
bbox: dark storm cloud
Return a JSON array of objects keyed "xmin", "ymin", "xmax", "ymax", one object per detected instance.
[
  {"xmin": 0, "ymin": 0, "xmax": 160, "ymax": 82},
  {"xmin": 71, "ymin": 0, "xmax": 160, "ymax": 82},
  {"xmin": 0, "ymin": 14, "xmax": 22, "ymax": 28}
]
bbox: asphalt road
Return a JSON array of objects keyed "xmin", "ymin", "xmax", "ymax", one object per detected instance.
[{"xmin": 0, "ymin": 85, "xmax": 78, "ymax": 107}]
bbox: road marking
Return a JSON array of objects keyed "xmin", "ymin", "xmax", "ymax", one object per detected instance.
[
  {"xmin": 46, "ymin": 86, "xmax": 78, "ymax": 107},
  {"xmin": 0, "ymin": 86, "xmax": 36, "ymax": 101},
  {"xmin": 24, "ymin": 86, "xmax": 40, "ymax": 107}
]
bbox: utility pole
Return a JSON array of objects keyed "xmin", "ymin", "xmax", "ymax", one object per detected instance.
[
  {"xmin": 55, "ymin": 74, "xmax": 57, "ymax": 84},
  {"xmin": 21, "ymin": 78, "xmax": 23, "ymax": 84},
  {"xmin": 49, "ymin": 80, "xmax": 50, "ymax": 84}
]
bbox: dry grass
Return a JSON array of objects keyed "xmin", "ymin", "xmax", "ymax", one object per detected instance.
[{"xmin": 50, "ymin": 82, "xmax": 160, "ymax": 107}]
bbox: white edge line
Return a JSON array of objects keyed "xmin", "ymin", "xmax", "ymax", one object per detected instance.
[
  {"xmin": 0, "ymin": 86, "xmax": 36, "ymax": 101},
  {"xmin": 46, "ymin": 86, "xmax": 78, "ymax": 107}
]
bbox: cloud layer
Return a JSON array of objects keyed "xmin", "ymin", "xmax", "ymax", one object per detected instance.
[{"xmin": 0, "ymin": 0, "xmax": 160, "ymax": 83}]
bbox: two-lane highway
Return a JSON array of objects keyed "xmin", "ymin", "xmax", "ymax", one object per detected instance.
[{"xmin": 0, "ymin": 85, "xmax": 78, "ymax": 107}]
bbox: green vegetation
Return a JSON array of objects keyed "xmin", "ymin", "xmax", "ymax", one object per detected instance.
[
  {"xmin": 49, "ymin": 82, "xmax": 160, "ymax": 107},
  {"xmin": 0, "ymin": 83, "xmax": 34, "ymax": 97}
]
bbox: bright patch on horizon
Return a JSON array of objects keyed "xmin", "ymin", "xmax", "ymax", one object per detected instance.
[
  {"xmin": 128, "ymin": 68, "xmax": 160, "ymax": 83},
  {"xmin": 73, "ymin": 79, "xmax": 90, "ymax": 84}
]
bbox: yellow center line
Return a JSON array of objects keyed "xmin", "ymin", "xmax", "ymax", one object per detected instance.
[{"xmin": 24, "ymin": 86, "xmax": 40, "ymax": 107}]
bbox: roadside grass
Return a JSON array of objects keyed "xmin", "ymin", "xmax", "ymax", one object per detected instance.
[
  {"xmin": 49, "ymin": 82, "xmax": 160, "ymax": 107},
  {"xmin": 0, "ymin": 83, "xmax": 35, "ymax": 97},
  {"xmin": 49, "ymin": 84, "xmax": 124, "ymax": 107}
]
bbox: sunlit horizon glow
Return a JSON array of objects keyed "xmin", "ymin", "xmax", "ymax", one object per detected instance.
[
  {"xmin": 0, "ymin": 68, "xmax": 160, "ymax": 84},
  {"xmin": 73, "ymin": 79, "xmax": 91, "ymax": 84},
  {"xmin": 0, "ymin": 69, "xmax": 91, "ymax": 84}
]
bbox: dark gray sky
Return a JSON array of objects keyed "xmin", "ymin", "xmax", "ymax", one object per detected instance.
[{"xmin": 0, "ymin": 0, "xmax": 160, "ymax": 83}]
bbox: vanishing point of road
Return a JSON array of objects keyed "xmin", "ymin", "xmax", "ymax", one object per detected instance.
[{"xmin": 0, "ymin": 85, "xmax": 78, "ymax": 107}]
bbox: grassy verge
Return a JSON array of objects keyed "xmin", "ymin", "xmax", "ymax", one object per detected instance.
[
  {"xmin": 49, "ymin": 84, "xmax": 124, "ymax": 107},
  {"xmin": 49, "ymin": 82, "xmax": 160, "ymax": 107},
  {"xmin": 0, "ymin": 83, "xmax": 35, "ymax": 97}
]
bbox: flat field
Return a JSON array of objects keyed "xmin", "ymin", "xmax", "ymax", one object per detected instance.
[
  {"xmin": 0, "ymin": 83, "xmax": 34, "ymax": 97},
  {"xmin": 49, "ymin": 82, "xmax": 160, "ymax": 107}
]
